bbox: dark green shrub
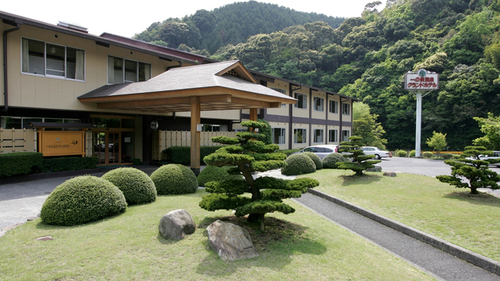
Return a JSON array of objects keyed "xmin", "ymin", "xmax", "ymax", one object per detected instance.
[
  {"xmin": 40, "ymin": 176, "xmax": 127, "ymax": 226},
  {"xmin": 409, "ymin": 150, "xmax": 416, "ymax": 157},
  {"xmin": 280, "ymin": 149, "xmax": 301, "ymax": 156},
  {"xmin": 197, "ymin": 165, "xmax": 242, "ymax": 187},
  {"xmin": 164, "ymin": 146, "xmax": 226, "ymax": 165},
  {"xmin": 102, "ymin": 167, "xmax": 157, "ymax": 205},
  {"xmin": 281, "ymin": 154, "xmax": 316, "ymax": 175},
  {"xmin": 423, "ymin": 152, "xmax": 434, "ymax": 158},
  {"xmin": 150, "ymin": 164, "xmax": 198, "ymax": 195},
  {"xmin": 396, "ymin": 150, "xmax": 407, "ymax": 157},
  {"xmin": 442, "ymin": 153, "xmax": 453, "ymax": 160},
  {"xmin": 322, "ymin": 153, "xmax": 351, "ymax": 169},
  {"xmin": 43, "ymin": 156, "xmax": 97, "ymax": 172},
  {"xmin": 303, "ymin": 152, "xmax": 323, "ymax": 170},
  {"xmin": 0, "ymin": 152, "xmax": 43, "ymax": 177}
]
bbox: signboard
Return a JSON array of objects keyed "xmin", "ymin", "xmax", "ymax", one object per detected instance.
[
  {"xmin": 38, "ymin": 131, "xmax": 85, "ymax": 156},
  {"xmin": 404, "ymin": 69, "xmax": 439, "ymax": 90}
]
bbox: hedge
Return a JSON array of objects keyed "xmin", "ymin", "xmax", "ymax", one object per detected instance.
[
  {"xmin": 164, "ymin": 146, "xmax": 226, "ymax": 165},
  {"xmin": 43, "ymin": 157, "xmax": 98, "ymax": 172},
  {"xmin": 0, "ymin": 152, "xmax": 43, "ymax": 177}
]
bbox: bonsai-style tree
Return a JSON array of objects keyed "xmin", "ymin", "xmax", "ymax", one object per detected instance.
[
  {"xmin": 436, "ymin": 145, "xmax": 500, "ymax": 194},
  {"xmin": 200, "ymin": 120, "xmax": 319, "ymax": 230},
  {"xmin": 337, "ymin": 136, "xmax": 381, "ymax": 176}
]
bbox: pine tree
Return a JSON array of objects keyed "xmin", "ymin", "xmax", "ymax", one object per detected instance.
[
  {"xmin": 337, "ymin": 136, "xmax": 381, "ymax": 176},
  {"xmin": 200, "ymin": 120, "xmax": 319, "ymax": 230}
]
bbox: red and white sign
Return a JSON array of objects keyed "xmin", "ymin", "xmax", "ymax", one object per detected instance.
[{"xmin": 404, "ymin": 69, "xmax": 439, "ymax": 90}]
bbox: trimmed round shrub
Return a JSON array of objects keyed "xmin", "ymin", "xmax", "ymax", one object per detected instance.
[
  {"xmin": 303, "ymin": 152, "xmax": 323, "ymax": 170},
  {"xmin": 197, "ymin": 165, "xmax": 243, "ymax": 187},
  {"xmin": 409, "ymin": 150, "xmax": 416, "ymax": 157},
  {"xmin": 423, "ymin": 152, "xmax": 434, "ymax": 159},
  {"xmin": 102, "ymin": 167, "xmax": 157, "ymax": 205},
  {"xmin": 442, "ymin": 153, "xmax": 453, "ymax": 160},
  {"xmin": 150, "ymin": 164, "xmax": 198, "ymax": 195},
  {"xmin": 281, "ymin": 154, "xmax": 316, "ymax": 175},
  {"xmin": 396, "ymin": 150, "xmax": 407, "ymax": 157},
  {"xmin": 322, "ymin": 153, "xmax": 351, "ymax": 169},
  {"xmin": 40, "ymin": 175, "xmax": 127, "ymax": 226}
]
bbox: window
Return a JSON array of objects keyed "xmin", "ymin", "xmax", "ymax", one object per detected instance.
[
  {"xmin": 1, "ymin": 116, "xmax": 80, "ymax": 129},
  {"xmin": 328, "ymin": 129, "xmax": 338, "ymax": 143},
  {"xmin": 313, "ymin": 97, "xmax": 324, "ymax": 111},
  {"xmin": 342, "ymin": 103, "xmax": 350, "ymax": 115},
  {"xmin": 271, "ymin": 88, "xmax": 288, "ymax": 107},
  {"xmin": 108, "ymin": 56, "xmax": 151, "ymax": 84},
  {"xmin": 329, "ymin": 100, "xmax": 338, "ymax": 114},
  {"xmin": 22, "ymin": 38, "xmax": 85, "ymax": 80},
  {"xmin": 294, "ymin": 93, "xmax": 307, "ymax": 109},
  {"xmin": 313, "ymin": 129, "xmax": 324, "ymax": 143},
  {"xmin": 272, "ymin": 128, "xmax": 285, "ymax": 144},
  {"xmin": 294, "ymin": 128, "xmax": 307, "ymax": 144},
  {"xmin": 202, "ymin": 124, "xmax": 222, "ymax": 132},
  {"xmin": 342, "ymin": 130, "xmax": 350, "ymax": 141}
]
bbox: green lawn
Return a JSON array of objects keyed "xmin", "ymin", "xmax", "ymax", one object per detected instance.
[
  {"xmin": 0, "ymin": 190, "xmax": 433, "ymax": 280},
  {"xmin": 304, "ymin": 169, "xmax": 500, "ymax": 262}
]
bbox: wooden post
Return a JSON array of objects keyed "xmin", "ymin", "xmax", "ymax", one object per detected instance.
[
  {"xmin": 250, "ymin": 108, "xmax": 258, "ymax": 121},
  {"xmin": 190, "ymin": 97, "xmax": 201, "ymax": 175}
]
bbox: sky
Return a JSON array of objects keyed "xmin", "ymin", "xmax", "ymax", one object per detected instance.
[{"xmin": 1, "ymin": 0, "xmax": 387, "ymax": 38}]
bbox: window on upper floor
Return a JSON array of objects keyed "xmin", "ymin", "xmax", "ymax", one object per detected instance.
[
  {"xmin": 313, "ymin": 97, "xmax": 324, "ymax": 112},
  {"xmin": 21, "ymin": 38, "xmax": 85, "ymax": 81},
  {"xmin": 271, "ymin": 88, "xmax": 288, "ymax": 107},
  {"xmin": 272, "ymin": 128, "xmax": 286, "ymax": 144},
  {"xmin": 329, "ymin": 100, "xmax": 338, "ymax": 114},
  {"xmin": 294, "ymin": 93, "xmax": 307, "ymax": 109},
  {"xmin": 313, "ymin": 129, "xmax": 324, "ymax": 143},
  {"xmin": 342, "ymin": 103, "xmax": 350, "ymax": 115},
  {"xmin": 108, "ymin": 56, "xmax": 151, "ymax": 84},
  {"xmin": 328, "ymin": 129, "xmax": 338, "ymax": 143},
  {"xmin": 293, "ymin": 128, "xmax": 307, "ymax": 144}
]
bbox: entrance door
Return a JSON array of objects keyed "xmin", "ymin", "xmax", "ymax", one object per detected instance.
[{"xmin": 93, "ymin": 132, "xmax": 121, "ymax": 165}]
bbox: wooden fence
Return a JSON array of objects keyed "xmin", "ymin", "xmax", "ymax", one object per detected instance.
[
  {"xmin": 0, "ymin": 128, "xmax": 36, "ymax": 154},
  {"xmin": 152, "ymin": 130, "xmax": 238, "ymax": 161}
]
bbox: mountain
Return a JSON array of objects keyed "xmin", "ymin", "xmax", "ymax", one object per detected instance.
[{"xmin": 133, "ymin": 1, "xmax": 345, "ymax": 54}]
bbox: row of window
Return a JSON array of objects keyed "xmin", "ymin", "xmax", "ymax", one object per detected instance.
[
  {"xmin": 21, "ymin": 38, "xmax": 152, "ymax": 84},
  {"xmin": 1, "ymin": 116, "xmax": 80, "ymax": 130},
  {"xmin": 272, "ymin": 128, "xmax": 350, "ymax": 144},
  {"xmin": 294, "ymin": 93, "xmax": 350, "ymax": 115}
]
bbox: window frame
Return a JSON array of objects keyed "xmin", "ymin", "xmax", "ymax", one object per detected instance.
[
  {"xmin": 294, "ymin": 93, "xmax": 307, "ymax": 109},
  {"xmin": 329, "ymin": 100, "xmax": 338, "ymax": 114},
  {"xmin": 328, "ymin": 129, "xmax": 338, "ymax": 143},
  {"xmin": 108, "ymin": 56, "xmax": 151, "ymax": 85},
  {"xmin": 293, "ymin": 128, "xmax": 307, "ymax": 144},
  {"xmin": 342, "ymin": 130, "xmax": 350, "ymax": 142},
  {"xmin": 272, "ymin": 128, "xmax": 286, "ymax": 145},
  {"xmin": 313, "ymin": 97, "xmax": 324, "ymax": 112},
  {"xmin": 313, "ymin": 129, "xmax": 324, "ymax": 143},
  {"xmin": 342, "ymin": 103, "xmax": 351, "ymax": 115}
]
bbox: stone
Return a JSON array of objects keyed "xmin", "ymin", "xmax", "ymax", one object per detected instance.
[
  {"xmin": 366, "ymin": 166, "xmax": 382, "ymax": 172},
  {"xmin": 158, "ymin": 209, "xmax": 195, "ymax": 240},
  {"xmin": 383, "ymin": 171, "xmax": 397, "ymax": 177},
  {"xmin": 206, "ymin": 220, "xmax": 259, "ymax": 261}
]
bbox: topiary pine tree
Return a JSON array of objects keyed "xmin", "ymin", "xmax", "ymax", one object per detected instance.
[
  {"xmin": 436, "ymin": 145, "xmax": 500, "ymax": 194},
  {"xmin": 337, "ymin": 136, "xmax": 381, "ymax": 176},
  {"xmin": 200, "ymin": 120, "xmax": 319, "ymax": 231}
]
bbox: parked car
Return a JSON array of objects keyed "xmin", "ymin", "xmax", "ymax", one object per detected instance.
[
  {"xmin": 476, "ymin": 151, "xmax": 500, "ymax": 167},
  {"xmin": 361, "ymin": 146, "xmax": 391, "ymax": 159},
  {"xmin": 290, "ymin": 145, "xmax": 339, "ymax": 160}
]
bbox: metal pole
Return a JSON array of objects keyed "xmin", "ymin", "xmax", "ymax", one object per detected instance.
[{"xmin": 415, "ymin": 92, "xmax": 422, "ymax": 157}]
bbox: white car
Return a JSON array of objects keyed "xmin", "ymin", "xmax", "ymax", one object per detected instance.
[
  {"xmin": 361, "ymin": 146, "xmax": 391, "ymax": 159},
  {"xmin": 291, "ymin": 145, "xmax": 339, "ymax": 160}
]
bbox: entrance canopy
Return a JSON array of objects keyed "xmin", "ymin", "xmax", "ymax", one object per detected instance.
[{"xmin": 78, "ymin": 60, "xmax": 297, "ymax": 173}]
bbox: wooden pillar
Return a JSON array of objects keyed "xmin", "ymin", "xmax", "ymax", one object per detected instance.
[
  {"xmin": 190, "ymin": 97, "xmax": 201, "ymax": 175},
  {"xmin": 249, "ymin": 108, "xmax": 258, "ymax": 121}
]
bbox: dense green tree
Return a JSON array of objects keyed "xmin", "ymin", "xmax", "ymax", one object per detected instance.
[
  {"xmin": 353, "ymin": 102, "xmax": 387, "ymax": 149},
  {"xmin": 426, "ymin": 131, "xmax": 447, "ymax": 155},
  {"xmin": 473, "ymin": 113, "xmax": 500, "ymax": 150}
]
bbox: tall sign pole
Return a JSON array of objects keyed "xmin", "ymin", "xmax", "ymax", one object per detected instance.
[{"xmin": 404, "ymin": 69, "xmax": 439, "ymax": 158}]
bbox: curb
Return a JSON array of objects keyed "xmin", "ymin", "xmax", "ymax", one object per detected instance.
[{"xmin": 308, "ymin": 188, "xmax": 500, "ymax": 276}]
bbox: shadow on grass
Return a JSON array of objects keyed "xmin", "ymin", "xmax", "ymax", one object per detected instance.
[
  {"xmin": 195, "ymin": 215, "xmax": 327, "ymax": 277},
  {"xmin": 340, "ymin": 173, "xmax": 382, "ymax": 186},
  {"xmin": 443, "ymin": 191, "xmax": 500, "ymax": 208}
]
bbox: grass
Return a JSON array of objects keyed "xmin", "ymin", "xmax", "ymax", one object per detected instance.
[
  {"xmin": 0, "ymin": 189, "xmax": 433, "ymax": 280},
  {"xmin": 304, "ymin": 169, "xmax": 500, "ymax": 262}
]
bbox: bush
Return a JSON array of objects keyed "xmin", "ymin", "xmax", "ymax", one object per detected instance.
[
  {"xmin": 303, "ymin": 152, "xmax": 323, "ymax": 170},
  {"xmin": 197, "ymin": 165, "xmax": 242, "ymax": 187},
  {"xmin": 409, "ymin": 150, "xmax": 416, "ymax": 157},
  {"xmin": 164, "ymin": 146, "xmax": 226, "ymax": 165},
  {"xmin": 40, "ymin": 176, "xmax": 127, "ymax": 226},
  {"xmin": 0, "ymin": 152, "xmax": 43, "ymax": 177},
  {"xmin": 442, "ymin": 153, "xmax": 453, "ymax": 160},
  {"xmin": 423, "ymin": 152, "xmax": 434, "ymax": 158},
  {"xmin": 43, "ymin": 156, "xmax": 97, "ymax": 172},
  {"xmin": 102, "ymin": 167, "xmax": 157, "ymax": 205},
  {"xmin": 281, "ymin": 154, "xmax": 316, "ymax": 175},
  {"xmin": 150, "ymin": 164, "xmax": 198, "ymax": 195},
  {"xmin": 322, "ymin": 153, "xmax": 351, "ymax": 169},
  {"xmin": 280, "ymin": 149, "xmax": 301, "ymax": 156},
  {"xmin": 396, "ymin": 150, "xmax": 407, "ymax": 157}
]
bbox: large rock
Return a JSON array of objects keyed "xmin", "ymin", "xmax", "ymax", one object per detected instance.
[
  {"xmin": 158, "ymin": 209, "xmax": 195, "ymax": 240},
  {"xmin": 206, "ymin": 220, "xmax": 259, "ymax": 261},
  {"xmin": 383, "ymin": 171, "xmax": 397, "ymax": 177}
]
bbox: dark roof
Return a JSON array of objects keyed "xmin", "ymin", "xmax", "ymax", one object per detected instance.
[{"xmin": 30, "ymin": 122, "xmax": 94, "ymax": 129}]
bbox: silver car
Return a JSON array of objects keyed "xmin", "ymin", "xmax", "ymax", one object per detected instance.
[
  {"xmin": 291, "ymin": 145, "xmax": 339, "ymax": 160},
  {"xmin": 361, "ymin": 146, "xmax": 391, "ymax": 159}
]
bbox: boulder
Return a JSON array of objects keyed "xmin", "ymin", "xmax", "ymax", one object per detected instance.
[
  {"xmin": 158, "ymin": 209, "xmax": 195, "ymax": 240},
  {"xmin": 206, "ymin": 220, "xmax": 259, "ymax": 261},
  {"xmin": 383, "ymin": 171, "xmax": 397, "ymax": 177}
]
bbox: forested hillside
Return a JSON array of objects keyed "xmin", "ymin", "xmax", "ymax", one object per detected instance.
[
  {"xmin": 211, "ymin": 0, "xmax": 500, "ymax": 150},
  {"xmin": 133, "ymin": 1, "xmax": 345, "ymax": 54}
]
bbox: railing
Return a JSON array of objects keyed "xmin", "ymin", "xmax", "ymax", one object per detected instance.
[
  {"xmin": 0, "ymin": 128, "xmax": 36, "ymax": 154},
  {"xmin": 152, "ymin": 130, "xmax": 238, "ymax": 161}
]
